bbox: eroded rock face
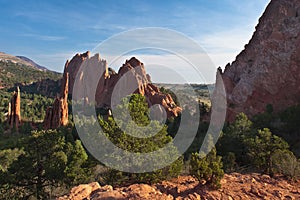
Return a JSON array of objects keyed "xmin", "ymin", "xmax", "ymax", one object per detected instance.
[
  {"xmin": 97, "ymin": 57, "xmax": 181, "ymax": 117},
  {"xmin": 7, "ymin": 87, "xmax": 21, "ymax": 129},
  {"xmin": 220, "ymin": 0, "xmax": 300, "ymax": 121},
  {"xmin": 64, "ymin": 51, "xmax": 90, "ymax": 94},
  {"xmin": 43, "ymin": 73, "xmax": 69, "ymax": 129},
  {"xmin": 69, "ymin": 54, "xmax": 181, "ymax": 118}
]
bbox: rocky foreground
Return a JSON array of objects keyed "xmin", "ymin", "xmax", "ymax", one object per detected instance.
[{"xmin": 58, "ymin": 173, "xmax": 300, "ymax": 200}]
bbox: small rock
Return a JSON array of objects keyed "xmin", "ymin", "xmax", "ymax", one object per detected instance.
[
  {"xmin": 284, "ymin": 195, "xmax": 295, "ymax": 200},
  {"xmin": 100, "ymin": 185, "xmax": 113, "ymax": 192}
]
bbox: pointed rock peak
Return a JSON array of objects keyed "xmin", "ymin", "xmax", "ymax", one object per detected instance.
[
  {"xmin": 126, "ymin": 57, "xmax": 144, "ymax": 68},
  {"xmin": 85, "ymin": 51, "xmax": 91, "ymax": 58},
  {"xmin": 70, "ymin": 51, "xmax": 90, "ymax": 64},
  {"xmin": 91, "ymin": 53, "xmax": 101, "ymax": 60},
  {"xmin": 74, "ymin": 51, "xmax": 90, "ymax": 59}
]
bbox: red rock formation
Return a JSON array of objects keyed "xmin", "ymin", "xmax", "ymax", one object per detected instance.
[
  {"xmin": 96, "ymin": 57, "xmax": 181, "ymax": 117},
  {"xmin": 220, "ymin": 0, "xmax": 300, "ymax": 121},
  {"xmin": 43, "ymin": 73, "xmax": 69, "ymax": 129},
  {"xmin": 68, "ymin": 54, "xmax": 181, "ymax": 118},
  {"xmin": 7, "ymin": 87, "xmax": 21, "ymax": 130},
  {"xmin": 63, "ymin": 51, "xmax": 90, "ymax": 94},
  {"xmin": 60, "ymin": 72, "xmax": 69, "ymax": 126}
]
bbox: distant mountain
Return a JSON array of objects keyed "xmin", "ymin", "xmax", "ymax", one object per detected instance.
[
  {"xmin": 16, "ymin": 56, "xmax": 48, "ymax": 71},
  {"xmin": 0, "ymin": 52, "xmax": 53, "ymax": 72},
  {"xmin": 0, "ymin": 52, "xmax": 44, "ymax": 71},
  {"xmin": 0, "ymin": 54, "xmax": 61, "ymax": 89}
]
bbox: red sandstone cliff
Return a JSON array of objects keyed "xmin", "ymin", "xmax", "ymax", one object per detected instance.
[
  {"xmin": 63, "ymin": 51, "xmax": 90, "ymax": 94},
  {"xmin": 220, "ymin": 0, "xmax": 300, "ymax": 121},
  {"xmin": 95, "ymin": 57, "xmax": 181, "ymax": 117}
]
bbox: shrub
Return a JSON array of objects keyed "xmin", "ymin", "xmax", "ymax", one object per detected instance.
[
  {"xmin": 189, "ymin": 148, "xmax": 224, "ymax": 189},
  {"xmin": 245, "ymin": 128, "xmax": 289, "ymax": 174},
  {"xmin": 271, "ymin": 149, "xmax": 300, "ymax": 180},
  {"xmin": 222, "ymin": 152, "xmax": 237, "ymax": 173},
  {"xmin": 217, "ymin": 113, "xmax": 254, "ymax": 166}
]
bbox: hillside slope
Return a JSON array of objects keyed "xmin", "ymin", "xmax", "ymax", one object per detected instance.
[
  {"xmin": 0, "ymin": 60, "xmax": 61, "ymax": 89},
  {"xmin": 0, "ymin": 52, "xmax": 35, "ymax": 67}
]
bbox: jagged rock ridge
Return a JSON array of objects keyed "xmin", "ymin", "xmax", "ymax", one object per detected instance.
[
  {"xmin": 220, "ymin": 0, "xmax": 300, "ymax": 121},
  {"xmin": 67, "ymin": 52, "xmax": 181, "ymax": 117},
  {"xmin": 43, "ymin": 51, "xmax": 181, "ymax": 128}
]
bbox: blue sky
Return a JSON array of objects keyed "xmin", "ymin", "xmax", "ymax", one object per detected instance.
[{"xmin": 0, "ymin": 0, "xmax": 270, "ymax": 83}]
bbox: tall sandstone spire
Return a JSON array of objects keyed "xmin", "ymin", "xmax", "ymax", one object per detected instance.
[
  {"xmin": 7, "ymin": 87, "xmax": 21, "ymax": 130},
  {"xmin": 43, "ymin": 73, "xmax": 69, "ymax": 129}
]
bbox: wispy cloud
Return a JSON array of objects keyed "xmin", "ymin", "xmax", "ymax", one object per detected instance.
[
  {"xmin": 101, "ymin": 52, "xmax": 216, "ymax": 84},
  {"xmin": 13, "ymin": 3, "xmax": 92, "ymax": 31},
  {"xmin": 90, "ymin": 24, "xmax": 129, "ymax": 32},
  {"xmin": 21, "ymin": 33, "xmax": 65, "ymax": 41},
  {"xmin": 32, "ymin": 52, "xmax": 78, "ymax": 71},
  {"xmin": 198, "ymin": 25, "xmax": 255, "ymax": 68},
  {"xmin": 92, "ymin": 28, "xmax": 209, "ymax": 57}
]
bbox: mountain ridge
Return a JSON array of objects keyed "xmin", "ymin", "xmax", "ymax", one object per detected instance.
[
  {"xmin": 0, "ymin": 52, "xmax": 49, "ymax": 71},
  {"xmin": 0, "ymin": 57, "xmax": 61, "ymax": 89},
  {"xmin": 16, "ymin": 55, "xmax": 48, "ymax": 71}
]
